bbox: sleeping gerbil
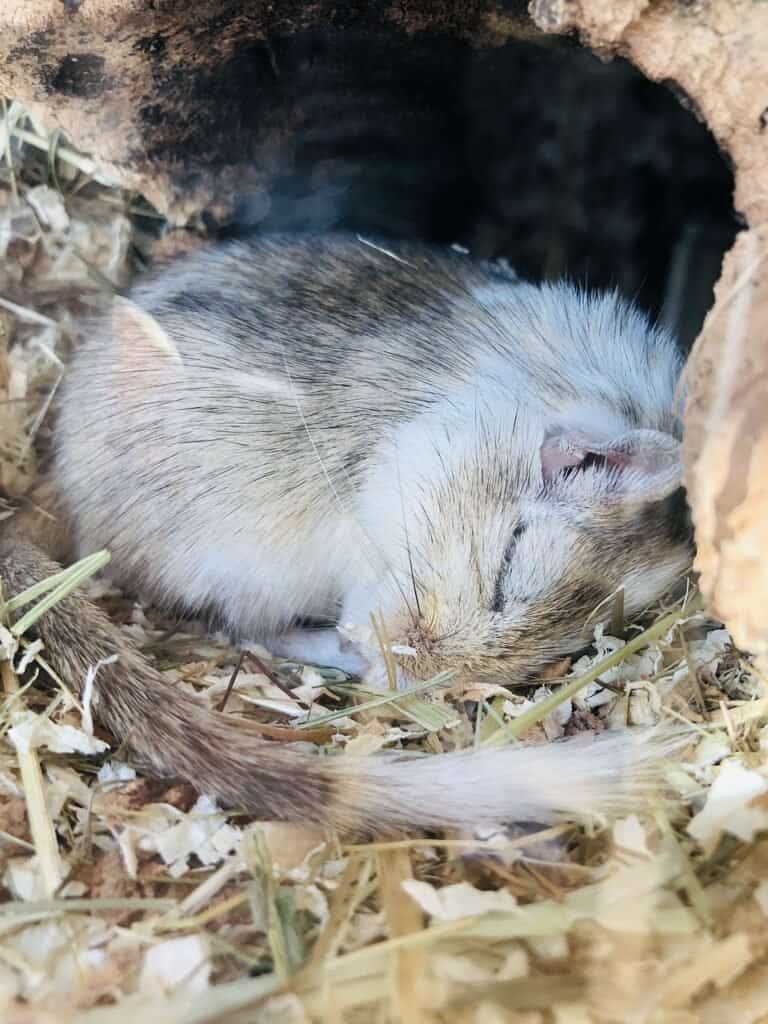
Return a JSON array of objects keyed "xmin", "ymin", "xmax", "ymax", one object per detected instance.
[{"xmin": 0, "ymin": 234, "xmax": 693, "ymax": 833}]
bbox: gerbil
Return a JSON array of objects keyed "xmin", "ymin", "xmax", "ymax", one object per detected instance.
[{"xmin": 0, "ymin": 235, "xmax": 693, "ymax": 833}]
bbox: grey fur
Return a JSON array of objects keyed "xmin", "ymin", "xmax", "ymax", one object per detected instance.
[{"xmin": 0, "ymin": 234, "xmax": 694, "ymax": 831}]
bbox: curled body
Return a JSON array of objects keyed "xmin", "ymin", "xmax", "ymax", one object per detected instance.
[{"xmin": 1, "ymin": 235, "xmax": 694, "ymax": 833}]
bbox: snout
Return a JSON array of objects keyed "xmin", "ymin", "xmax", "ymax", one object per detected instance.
[{"xmin": 336, "ymin": 612, "xmax": 445, "ymax": 690}]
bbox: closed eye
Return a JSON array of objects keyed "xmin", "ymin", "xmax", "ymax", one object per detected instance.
[{"xmin": 491, "ymin": 523, "xmax": 527, "ymax": 613}]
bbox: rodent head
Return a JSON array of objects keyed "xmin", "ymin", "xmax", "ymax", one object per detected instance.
[{"xmin": 340, "ymin": 406, "xmax": 693, "ymax": 689}]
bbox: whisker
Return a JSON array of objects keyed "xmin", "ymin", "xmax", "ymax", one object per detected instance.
[
  {"xmin": 395, "ymin": 449, "xmax": 421, "ymax": 626},
  {"xmin": 280, "ymin": 349, "xmax": 416, "ymax": 622},
  {"xmin": 431, "ymin": 631, "xmax": 460, "ymax": 644}
]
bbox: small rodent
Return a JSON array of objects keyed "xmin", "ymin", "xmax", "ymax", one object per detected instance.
[{"xmin": 0, "ymin": 234, "xmax": 693, "ymax": 833}]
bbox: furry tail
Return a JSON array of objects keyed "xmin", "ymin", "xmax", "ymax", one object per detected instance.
[
  {"xmin": 341, "ymin": 727, "xmax": 686, "ymax": 833},
  {"xmin": 0, "ymin": 528, "xmax": 684, "ymax": 835},
  {"xmin": 0, "ymin": 535, "xmax": 351, "ymax": 826}
]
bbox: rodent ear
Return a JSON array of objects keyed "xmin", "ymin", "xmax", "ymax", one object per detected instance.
[
  {"xmin": 111, "ymin": 296, "xmax": 182, "ymax": 367},
  {"xmin": 541, "ymin": 428, "xmax": 682, "ymax": 502}
]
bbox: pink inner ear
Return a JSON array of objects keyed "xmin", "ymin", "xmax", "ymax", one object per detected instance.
[
  {"xmin": 541, "ymin": 427, "xmax": 682, "ymax": 502},
  {"xmin": 540, "ymin": 439, "xmax": 587, "ymax": 482},
  {"xmin": 540, "ymin": 434, "xmax": 633, "ymax": 483}
]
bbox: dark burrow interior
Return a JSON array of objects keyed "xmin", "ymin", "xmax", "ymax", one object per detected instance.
[{"xmin": 175, "ymin": 25, "xmax": 740, "ymax": 352}]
